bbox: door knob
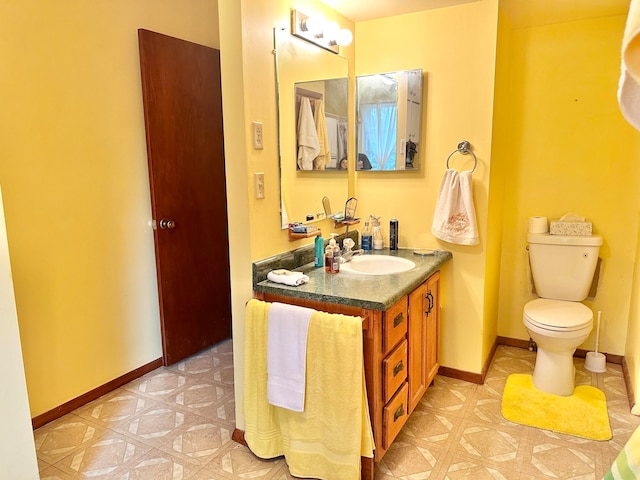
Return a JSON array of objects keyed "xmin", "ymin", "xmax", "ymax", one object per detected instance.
[{"xmin": 159, "ymin": 218, "xmax": 176, "ymax": 229}]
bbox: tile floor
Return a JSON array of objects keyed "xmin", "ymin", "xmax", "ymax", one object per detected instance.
[{"xmin": 35, "ymin": 341, "xmax": 640, "ymax": 479}]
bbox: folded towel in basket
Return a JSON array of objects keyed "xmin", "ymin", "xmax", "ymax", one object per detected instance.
[{"xmin": 267, "ymin": 269, "xmax": 309, "ymax": 286}]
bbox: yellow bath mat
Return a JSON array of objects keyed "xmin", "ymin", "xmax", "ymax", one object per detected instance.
[{"xmin": 501, "ymin": 373, "xmax": 612, "ymax": 441}]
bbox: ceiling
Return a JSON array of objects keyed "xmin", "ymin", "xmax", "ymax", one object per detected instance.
[
  {"xmin": 318, "ymin": 0, "xmax": 630, "ymax": 27},
  {"xmin": 317, "ymin": 0, "xmax": 480, "ymax": 23}
]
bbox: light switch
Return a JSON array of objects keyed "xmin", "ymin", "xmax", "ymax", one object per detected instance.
[
  {"xmin": 252, "ymin": 121, "xmax": 264, "ymax": 149},
  {"xmin": 254, "ymin": 172, "xmax": 265, "ymax": 199}
]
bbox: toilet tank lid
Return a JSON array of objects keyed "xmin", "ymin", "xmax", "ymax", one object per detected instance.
[{"xmin": 528, "ymin": 232, "xmax": 602, "ymax": 246}]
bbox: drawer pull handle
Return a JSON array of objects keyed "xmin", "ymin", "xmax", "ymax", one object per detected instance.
[
  {"xmin": 393, "ymin": 404, "xmax": 405, "ymax": 422},
  {"xmin": 393, "ymin": 312, "xmax": 404, "ymax": 327},
  {"xmin": 393, "ymin": 360, "xmax": 404, "ymax": 377}
]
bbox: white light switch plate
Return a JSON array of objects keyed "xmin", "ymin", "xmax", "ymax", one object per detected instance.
[
  {"xmin": 252, "ymin": 121, "xmax": 264, "ymax": 149},
  {"xmin": 254, "ymin": 172, "xmax": 265, "ymax": 199}
]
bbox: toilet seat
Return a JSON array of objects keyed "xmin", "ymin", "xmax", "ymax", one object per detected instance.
[{"xmin": 524, "ymin": 298, "xmax": 592, "ymax": 332}]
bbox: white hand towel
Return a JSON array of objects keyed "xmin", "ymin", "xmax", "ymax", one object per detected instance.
[
  {"xmin": 431, "ymin": 169, "xmax": 479, "ymax": 245},
  {"xmin": 618, "ymin": 0, "xmax": 640, "ymax": 130},
  {"xmin": 297, "ymin": 97, "xmax": 320, "ymax": 170},
  {"xmin": 267, "ymin": 269, "xmax": 310, "ymax": 286},
  {"xmin": 267, "ymin": 302, "xmax": 313, "ymax": 412}
]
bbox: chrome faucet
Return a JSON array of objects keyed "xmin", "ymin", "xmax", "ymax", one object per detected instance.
[{"xmin": 340, "ymin": 248, "xmax": 364, "ymax": 263}]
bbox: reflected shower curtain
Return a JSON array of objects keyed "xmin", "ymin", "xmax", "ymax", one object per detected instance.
[{"xmin": 360, "ymin": 102, "xmax": 397, "ymax": 170}]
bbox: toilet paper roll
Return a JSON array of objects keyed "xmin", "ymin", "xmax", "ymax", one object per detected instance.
[{"xmin": 528, "ymin": 216, "xmax": 549, "ymax": 233}]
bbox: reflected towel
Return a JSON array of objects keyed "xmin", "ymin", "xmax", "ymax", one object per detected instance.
[
  {"xmin": 618, "ymin": 0, "xmax": 640, "ymax": 130},
  {"xmin": 244, "ymin": 299, "xmax": 375, "ymax": 480},
  {"xmin": 297, "ymin": 97, "xmax": 320, "ymax": 170},
  {"xmin": 267, "ymin": 269, "xmax": 309, "ymax": 286},
  {"xmin": 314, "ymin": 99, "xmax": 331, "ymax": 170},
  {"xmin": 431, "ymin": 169, "xmax": 479, "ymax": 245},
  {"xmin": 267, "ymin": 302, "xmax": 313, "ymax": 412}
]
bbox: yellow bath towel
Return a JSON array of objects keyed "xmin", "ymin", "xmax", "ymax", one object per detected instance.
[{"xmin": 244, "ymin": 299, "xmax": 374, "ymax": 480}]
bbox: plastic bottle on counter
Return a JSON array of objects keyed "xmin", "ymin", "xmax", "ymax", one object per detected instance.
[
  {"xmin": 332, "ymin": 236, "xmax": 341, "ymax": 273},
  {"xmin": 325, "ymin": 234, "xmax": 340, "ymax": 274},
  {"xmin": 373, "ymin": 217, "xmax": 384, "ymax": 250},
  {"xmin": 314, "ymin": 234, "xmax": 324, "ymax": 267},
  {"xmin": 361, "ymin": 219, "xmax": 372, "ymax": 251},
  {"xmin": 390, "ymin": 217, "xmax": 399, "ymax": 250}
]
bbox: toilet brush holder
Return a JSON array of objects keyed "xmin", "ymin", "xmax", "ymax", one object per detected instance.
[
  {"xmin": 585, "ymin": 351, "xmax": 606, "ymax": 373},
  {"xmin": 585, "ymin": 310, "xmax": 606, "ymax": 373}
]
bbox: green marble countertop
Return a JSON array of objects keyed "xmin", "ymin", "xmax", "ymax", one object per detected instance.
[{"xmin": 254, "ymin": 248, "xmax": 452, "ymax": 310}]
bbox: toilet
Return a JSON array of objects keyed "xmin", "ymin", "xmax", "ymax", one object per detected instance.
[{"xmin": 523, "ymin": 232, "xmax": 603, "ymax": 396}]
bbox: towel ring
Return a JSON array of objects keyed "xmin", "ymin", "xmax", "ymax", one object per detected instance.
[{"xmin": 446, "ymin": 140, "xmax": 477, "ymax": 173}]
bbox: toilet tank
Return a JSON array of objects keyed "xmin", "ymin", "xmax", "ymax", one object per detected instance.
[{"xmin": 528, "ymin": 233, "xmax": 602, "ymax": 301}]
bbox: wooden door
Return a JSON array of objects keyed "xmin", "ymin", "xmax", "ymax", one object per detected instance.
[{"xmin": 138, "ymin": 29, "xmax": 231, "ymax": 365}]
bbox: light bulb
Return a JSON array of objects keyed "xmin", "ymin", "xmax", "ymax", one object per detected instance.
[
  {"xmin": 336, "ymin": 28, "xmax": 353, "ymax": 47},
  {"xmin": 324, "ymin": 21, "xmax": 340, "ymax": 40},
  {"xmin": 303, "ymin": 15, "xmax": 323, "ymax": 35}
]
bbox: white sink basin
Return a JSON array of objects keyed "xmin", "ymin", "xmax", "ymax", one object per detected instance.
[{"xmin": 340, "ymin": 255, "xmax": 415, "ymax": 275}]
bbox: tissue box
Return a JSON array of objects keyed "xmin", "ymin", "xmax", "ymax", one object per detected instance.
[{"xmin": 549, "ymin": 220, "xmax": 592, "ymax": 236}]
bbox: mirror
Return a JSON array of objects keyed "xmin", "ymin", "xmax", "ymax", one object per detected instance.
[
  {"xmin": 275, "ymin": 28, "xmax": 349, "ymax": 229},
  {"xmin": 295, "ymin": 78, "xmax": 348, "ymax": 170},
  {"xmin": 356, "ymin": 69, "xmax": 423, "ymax": 171}
]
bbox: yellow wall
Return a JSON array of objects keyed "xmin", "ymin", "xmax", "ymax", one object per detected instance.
[
  {"xmin": 0, "ymin": 0, "xmax": 220, "ymax": 416},
  {"xmin": 220, "ymin": 0, "xmax": 355, "ymax": 430},
  {"xmin": 235, "ymin": 0, "xmax": 355, "ymax": 263},
  {"xmin": 354, "ymin": 0, "xmax": 500, "ymax": 374},
  {"xmin": 495, "ymin": 14, "xmax": 640, "ymax": 361}
]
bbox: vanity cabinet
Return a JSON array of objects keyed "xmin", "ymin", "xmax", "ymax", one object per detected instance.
[
  {"xmin": 408, "ymin": 271, "xmax": 440, "ymax": 413},
  {"xmin": 254, "ymin": 270, "xmax": 441, "ymax": 469}
]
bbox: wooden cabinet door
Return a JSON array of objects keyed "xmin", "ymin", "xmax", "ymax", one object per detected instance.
[
  {"xmin": 425, "ymin": 272, "xmax": 440, "ymax": 386},
  {"xmin": 408, "ymin": 281, "xmax": 427, "ymax": 413}
]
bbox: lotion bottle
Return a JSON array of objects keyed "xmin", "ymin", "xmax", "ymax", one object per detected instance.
[{"xmin": 314, "ymin": 234, "xmax": 324, "ymax": 267}]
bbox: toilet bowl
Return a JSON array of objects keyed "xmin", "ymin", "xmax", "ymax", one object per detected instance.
[{"xmin": 523, "ymin": 298, "xmax": 593, "ymax": 396}]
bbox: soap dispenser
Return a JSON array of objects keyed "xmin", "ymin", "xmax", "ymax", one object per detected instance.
[{"xmin": 325, "ymin": 233, "xmax": 340, "ymax": 274}]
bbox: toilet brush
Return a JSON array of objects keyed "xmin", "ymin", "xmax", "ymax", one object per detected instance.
[{"xmin": 585, "ymin": 311, "xmax": 606, "ymax": 373}]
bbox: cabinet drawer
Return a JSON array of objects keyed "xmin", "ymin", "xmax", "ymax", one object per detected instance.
[
  {"xmin": 383, "ymin": 382, "xmax": 408, "ymax": 450},
  {"xmin": 383, "ymin": 297, "xmax": 407, "ymax": 354},
  {"xmin": 382, "ymin": 339, "xmax": 407, "ymax": 403}
]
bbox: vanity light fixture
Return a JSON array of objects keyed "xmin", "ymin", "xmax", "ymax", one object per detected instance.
[{"xmin": 291, "ymin": 9, "xmax": 352, "ymax": 54}]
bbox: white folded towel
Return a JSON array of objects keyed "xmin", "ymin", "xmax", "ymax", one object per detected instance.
[
  {"xmin": 267, "ymin": 302, "xmax": 313, "ymax": 412},
  {"xmin": 618, "ymin": 0, "xmax": 640, "ymax": 130},
  {"xmin": 267, "ymin": 269, "xmax": 309, "ymax": 286},
  {"xmin": 431, "ymin": 168, "xmax": 479, "ymax": 245}
]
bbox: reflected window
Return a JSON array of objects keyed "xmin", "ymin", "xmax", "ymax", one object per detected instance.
[
  {"xmin": 359, "ymin": 102, "xmax": 397, "ymax": 170},
  {"xmin": 356, "ymin": 69, "xmax": 423, "ymax": 171}
]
